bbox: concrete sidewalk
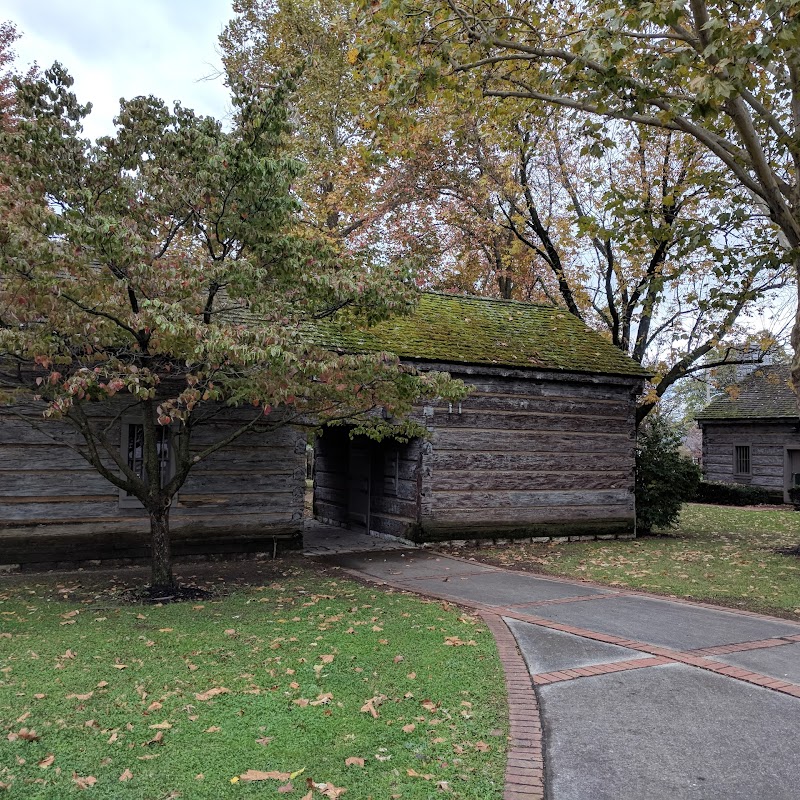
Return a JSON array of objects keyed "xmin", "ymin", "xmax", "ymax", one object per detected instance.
[{"xmin": 325, "ymin": 549, "xmax": 800, "ymax": 800}]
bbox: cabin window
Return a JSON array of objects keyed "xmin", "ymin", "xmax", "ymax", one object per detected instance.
[
  {"xmin": 734, "ymin": 445, "xmax": 751, "ymax": 476},
  {"xmin": 119, "ymin": 421, "xmax": 173, "ymax": 507}
]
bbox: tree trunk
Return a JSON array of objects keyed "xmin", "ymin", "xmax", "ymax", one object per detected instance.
[{"xmin": 149, "ymin": 507, "xmax": 176, "ymax": 591}]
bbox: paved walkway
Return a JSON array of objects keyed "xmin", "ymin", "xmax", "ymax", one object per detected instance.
[
  {"xmin": 302, "ymin": 519, "xmax": 416, "ymax": 556},
  {"xmin": 325, "ymin": 548, "xmax": 800, "ymax": 800}
]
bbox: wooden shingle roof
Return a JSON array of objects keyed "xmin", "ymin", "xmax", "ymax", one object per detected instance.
[
  {"xmin": 696, "ymin": 364, "xmax": 798, "ymax": 421},
  {"xmin": 328, "ymin": 293, "xmax": 649, "ymax": 378}
]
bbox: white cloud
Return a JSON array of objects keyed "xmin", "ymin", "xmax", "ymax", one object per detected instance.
[{"xmin": 4, "ymin": 0, "xmax": 235, "ymax": 139}]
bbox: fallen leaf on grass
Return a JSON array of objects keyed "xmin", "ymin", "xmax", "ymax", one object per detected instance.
[
  {"xmin": 195, "ymin": 687, "xmax": 230, "ymax": 701},
  {"xmin": 344, "ymin": 757, "xmax": 364, "ymax": 767},
  {"xmin": 33, "ymin": 693, "xmax": 46, "ymax": 700},
  {"xmin": 256, "ymin": 736, "xmax": 273, "ymax": 746},
  {"xmin": 443, "ymin": 636, "xmax": 476, "ymax": 646},
  {"xmin": 38, "ymin": 754, "xmax": 55, "ymax": 769},
  {"xmin": 474, "ymin": 741, "xmax": 490, "ymax": 752},
  {"xmin": 320, "ymin": 654, "xmax": 335, "ymax": 664},
  {"xmin": 8, "ymin": 728, "xmax": 39, "ymax": 742},
  {"xmin": 393, "ymin": 655, "xmax": 404, "ymax": 663},
  {"xmin": 421, "ymin": 700, "xmax": 439, "ymax": 712},
  {"xmin": 16, "ymin": 712, "xmax": 29, "ymax": 723},
  {"xmin": 277, "ymin": 783, "xmax": 294, "ymax": 793},
  {"xmin": 360, "ymin": 695, "xmax": 385, "ymax": 718},
  {"xmin": 204, "ymin": 726, "xmax": 221, "ymax": 733},
  {"xmin": 402, "ymin": 724, "xmax": 415, "ymax": 733},
  {"xmin": 293, "ymin": 698, "xmax": 309, "ymax": 707},
  {"xmin": 310, "ymin": 780, "xmax": 347, "ymax": 798},
  {"xmin": 119, "ymin": 769, "xmax": 133, "ymax": 782},
  {"xmin": 145, "ymin": 731, "xmax": 164, "ymax": 746},
  {"xmin": 407, "ymin": 768, "xmax": 433, "ymax": 780},
  {"xmin": 146, "ymin": 701, "xmax": 162, "ymax": 712},
  {"xmin": 310, "ymin": 693, "xmax": 333, "ymax": 706},
  {"xmin": 72, "ymin": 773, "xmax": 97, "ymax": 790},
  {"xmin": 239, "ymin": 769, "xmax": 291, "ymax": 782},
  {"xmin": 148, "ymin": 722, "xmax": 171, "ymax": 730}
]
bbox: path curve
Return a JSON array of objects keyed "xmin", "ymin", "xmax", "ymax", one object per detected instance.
[{"xmin": 324, "ymin": 548, "xmax": 800, "ymax": 800}]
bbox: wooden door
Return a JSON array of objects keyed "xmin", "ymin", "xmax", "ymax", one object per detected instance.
[{"xmin": 347, "ymin": 440, "xmax": 371, "ymax": 530}]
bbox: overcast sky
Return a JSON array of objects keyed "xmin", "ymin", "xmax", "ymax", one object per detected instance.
[{"xmin": 4, "ymin": 0, "xmax": 234, "ymax": 140}]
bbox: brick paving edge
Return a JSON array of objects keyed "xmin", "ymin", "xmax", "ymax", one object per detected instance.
[{"xmin": 480, "ymin": 611, "xmax": 546, "ymax": 800}]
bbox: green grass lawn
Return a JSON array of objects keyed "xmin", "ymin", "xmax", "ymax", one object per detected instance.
[
  {"xmin": 470, "ymin": 503, "xmax": 800, "ymax": 620},
  {"xmin": 0, "ymin": 564, "xmax": 506, "ymax": 799}
]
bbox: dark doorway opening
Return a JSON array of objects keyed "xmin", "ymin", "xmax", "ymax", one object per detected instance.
[{"xmin": 313, "ymin": 428, "xmax": 421, "ymax": 539}]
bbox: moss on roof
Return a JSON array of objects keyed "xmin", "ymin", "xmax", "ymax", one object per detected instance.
[
  {"xmin": 695, "ymin": 364, "xmax": 798, "ymax": 421},
  {"xmin": 326, "ymin": 293, "xmax": 649, "ymax": 377}
]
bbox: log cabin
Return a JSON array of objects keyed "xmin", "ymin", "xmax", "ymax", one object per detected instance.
[
  {"xmin": 696, "ymin": 364, "xmax": 800, "ymax": 503},
  {"xmin": 314, "ymin": 293, "xmax": 649, "ymax": 543},
  {"xmin": 0, "ymin": 292, "xmax": 649, "ymax": 566}
]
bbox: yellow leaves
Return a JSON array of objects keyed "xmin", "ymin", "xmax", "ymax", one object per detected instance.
[
  {"xmin": 195, "ymin": 686, "xmax": 230, "ymax": 701},
  {"xmin": 346, "ymin": 47, "xmax": 359, "ymax": 65}
]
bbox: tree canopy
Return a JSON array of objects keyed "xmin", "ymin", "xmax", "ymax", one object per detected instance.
[{"xmin": 362, "ymin": 0, "xmax": 800, "ymax": 397}]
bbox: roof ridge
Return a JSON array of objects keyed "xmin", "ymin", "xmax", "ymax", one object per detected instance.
[{"xmin": 421, "ymin": 291, "xmax": 564, "ymax": 312}]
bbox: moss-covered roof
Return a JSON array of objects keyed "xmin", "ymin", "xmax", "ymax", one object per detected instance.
[
  {"xmin": 695, "ymin": 364, "xmax": 798, "ymax": 420},
  {"xmin": 326, "ymin": 293, "xmax": 649, "ymax": 377}
]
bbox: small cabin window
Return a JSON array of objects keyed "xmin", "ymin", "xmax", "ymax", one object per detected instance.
[
  {"xmin": 734, "ymin": 445, "xmax": 751, "ymax": 476},
  {"xmin": 120, "ymin": 421, "xmax": 173, "ymax": 507}
]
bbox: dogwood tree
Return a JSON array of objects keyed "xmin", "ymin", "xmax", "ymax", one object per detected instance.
[{"xmin": 0, "ymin": 64, "xmax": 464, "ymax": 590}]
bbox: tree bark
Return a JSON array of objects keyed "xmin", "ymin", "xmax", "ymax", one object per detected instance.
[{"xmin": 149, "ymin": 507, "xmax": 176, "ymax": 591}]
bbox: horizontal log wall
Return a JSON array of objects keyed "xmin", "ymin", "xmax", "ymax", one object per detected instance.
[
  {"xmin": 417, "ymin": 371, "xmax": 639, "ymax": 540},
  {"xmin": 0, "ymin": 405, "xmax": 306, "ymax": 564},
  {"xmin": 701, "ymin": 420, "xmax": 800, "ymax": 496}
]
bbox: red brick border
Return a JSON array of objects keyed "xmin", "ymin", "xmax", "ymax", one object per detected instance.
[{"xmin": 480, "ymin": 612, "xmax": 545, "ymax": 800}]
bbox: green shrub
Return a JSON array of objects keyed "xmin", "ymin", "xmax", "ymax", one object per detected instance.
[
  {"xmin": 695, "ymin": 480, "xmax": 781, "ymax": 506},
  {"xmin": 636, "ymin": 415, "xmax": 701, "ymax": 533}
]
